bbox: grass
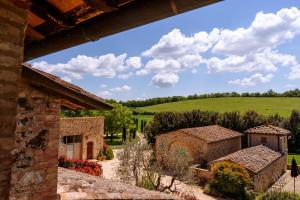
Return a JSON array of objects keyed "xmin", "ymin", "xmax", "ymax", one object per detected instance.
[
  {"xmin": 104, "ymin": 132, "xmax": 140, "ymax": 149},
  {"xmin": 133, "ymin": 115, "xmax": 154, "ymax": 131},
  {"xmin": 137, "ymin": 97, "xmax": 300, "ymax": 117},
  {"xmin": 288, "ymin": 154, "xmax": 300, "ymax": 165}
]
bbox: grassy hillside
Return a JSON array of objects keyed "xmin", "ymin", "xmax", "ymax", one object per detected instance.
[{"xmin": 137, "ymin": 97, "xmax": 300, "ymax": 117}]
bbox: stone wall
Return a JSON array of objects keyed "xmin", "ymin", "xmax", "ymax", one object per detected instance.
[
  {"xmin": 156, "ymin": 131, "xmax": 208, "ymax": 164},
  {"xmin": 9, "ymin": 83, "xmax": 60, "ymax": 200},
  {"xmin": 156, "ymin": 131, "xmax": 241, "ymax": 164},
  {"xmin": 60, "ymin": 117, "xmax": 104, "ymax": 160},
  {"xmin": 0, "ymin": 0, "xmax": 27, "ymax": 198},
  {"xmin": 190, "ymin": 164, "xmax": 212, "ymax": 185},
  {"xmin": 253, "ymin": 155, "xmax": 287, "ymax": 192},
  {"xmin": 207, "ymin": 137, "xmax": 241, "ymax": 162},
  {"xmin": 248, "ymin": 134, "xmax": 279, "ymax": 151}
]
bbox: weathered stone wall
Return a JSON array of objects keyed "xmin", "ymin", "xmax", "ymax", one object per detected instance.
[
  {"xmin": 190, "ymin": 164, "xmax": 212, "ymax": 185},
  {"xmin": 0, "ymin": 0, "xmax": 27, "ymax": 198},
  {"xmin": 206, "ymin": 137, "xmax": 241, "ymax": 162},
  {"xmin": 60, "ymin": 117, "xmax": 104, "ymax": 160},
  {"xmin": 156, "ymin": 131, "xmax": 208, "ymax": 164},
  {"xmin": 156, "ymin": 131, "xmax": 241, "ymax": 164},
  {"xmin": 248, "ymin": 134, "xmax": 279, "ymax": 151},
  {"xmin": 10, "ymin": 83, "xmax": 60, "ymax": 200},
  {"xmin": 253, "ymin": 155, "xmax": 287, "ymax": 192}
]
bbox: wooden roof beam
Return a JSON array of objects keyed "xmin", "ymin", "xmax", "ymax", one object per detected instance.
[
  {"xmin": 30, "ymin": 0, "xmax": 75, "ymax": 28},
  {"xmin": 25, "ymin": 0, "xmax": 222, "ymax": 61}
]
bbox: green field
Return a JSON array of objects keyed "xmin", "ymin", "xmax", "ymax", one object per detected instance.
[
  {"xmin": 137, "ymin": 97, "xmax": 300, "ymax": 117},
  {"xmin": 133, "ymin": 115, "xmax": 153, "ymax": 131},
  {"xmin": 288, "ymin": 154, "xmax": 300, "ymax": 165}
]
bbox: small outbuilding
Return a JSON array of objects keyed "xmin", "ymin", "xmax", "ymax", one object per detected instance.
[
  {"xmin": 156, "ymin": 125, "xmax": 242, "ymax": 164},
  {"xmin": 59, "ymin": 116, "xmax": 104, "ymax": 160},
  {"xmin": 245, "ymin": 125, "xmax": 289, "ymax": 154},
  {"xmin": 211, "ymin": 145, "xmax": 287, "ymax": 192}
]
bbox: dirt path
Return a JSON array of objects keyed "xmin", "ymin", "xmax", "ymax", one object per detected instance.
[{"xmin": 282, "ymin": 170, "xmax": 300, "ymax": 194}]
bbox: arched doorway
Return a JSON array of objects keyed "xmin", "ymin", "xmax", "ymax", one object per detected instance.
[{"xmin": 87, "ymin": 142, "xmax": 94, "ymax": 159}]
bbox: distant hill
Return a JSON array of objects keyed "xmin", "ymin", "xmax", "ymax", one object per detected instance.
[{"xmin": 136, "ymin": 97, "xmax": 300, "ymax": 117}]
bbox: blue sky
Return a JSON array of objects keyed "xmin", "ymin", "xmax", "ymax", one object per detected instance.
[{"xmin": 31, "ymin": 0, "xmax": 300, "ymax": 101}]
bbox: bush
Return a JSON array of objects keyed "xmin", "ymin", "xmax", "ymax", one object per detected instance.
[
  {"xmin": 207, "ymin": 161, "xmax": 255, "ymax": 200},
  {"xmin": 104, "ymin": 146, "xmax": 114, "ymax": 160},
  {"xmin": 58, "ymin": 156, "xmax": 102, "ymax": 176},
  {"xmin": 257, "ymin": 192, "xmax": 300, "ymax": 200}
]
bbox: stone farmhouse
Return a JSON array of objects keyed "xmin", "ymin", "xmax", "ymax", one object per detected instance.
[
  {"xmin": 156, "ymin": 125, "xmax": 242, "ymax": 164},
  {"xmin": 245, "ymin": 125, "xmax": 289, "ymax": 154},
  {"xmin": 158, "ymin": 124, "xmax": 290, "ymax": 192},
  {"xmin": 211, "ymin": 145, "xmax": 287, "ymax": 192},
  {"xmin": 59, "ymin": 116, "xmax": 105, "ymax": 160}
]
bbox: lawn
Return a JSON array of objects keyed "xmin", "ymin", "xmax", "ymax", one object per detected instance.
[
  {"xmin": 138, "ymin": 97, "xmax": 300, "ymax": 117},
  {"xmin": 133, "ymin": 114, "xmax": 154, "ymax": 131},
  {"xmin": 105, "ymin": 132, "xmax": 140, "ymax": 149},
  {"xmin": 288, "ymin": 154, "xmax": 300, "ymax": 165}
]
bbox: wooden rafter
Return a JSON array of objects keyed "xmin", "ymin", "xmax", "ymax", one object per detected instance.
[{"xmin": 26, "ymin": 26, "xmax": 45, "ymax": 40}]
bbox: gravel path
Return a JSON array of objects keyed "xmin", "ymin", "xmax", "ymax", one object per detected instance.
[
  {"xmin": 282, "ymin": 170, "xmax": 300, "ymax": 194},
  {"xmin": 96, "ymin": 149, "xmax": 219, "ymax": 200}
]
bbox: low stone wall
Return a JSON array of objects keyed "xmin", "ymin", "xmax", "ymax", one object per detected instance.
[{"xmin": 190, "ymin": 164, "xmax": 212, "ymax": 185}]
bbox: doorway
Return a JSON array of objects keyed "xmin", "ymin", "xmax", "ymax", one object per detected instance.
[{"xmin": 87, "ymin": 142, "xmax": 94, "ymax": 159}]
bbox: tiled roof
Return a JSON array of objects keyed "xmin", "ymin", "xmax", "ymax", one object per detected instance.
[
  {"xmin": 22, "ymin": 64, "xmax": 113, "ymax": 110},
  {"xmin": 178, "ymin": 125, "xmax": 242, "ymax": 143},
  {"xmin": 212, "ymin": 145, "xmax": 282, "ymax": 173},
  {"xmin": 245, "ymin": 125, "xmax": 290, "ymax": 135}
]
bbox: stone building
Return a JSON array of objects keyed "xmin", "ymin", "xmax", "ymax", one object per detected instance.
[
  {"xmin": 156, "ymin": 125, "xmax": 242, "ymax": 164},
  {"xmin": 4, "ymin": 64, "xmax": 112, "ymax": 199},
  {"xmin": 0, "ymin": 0, "xmax": 221, "ymax": 199},
  {"xmin": 211, "ymin": 145, "xmax": 287, "ymax": 192},
  {"xmin": 245, "ymin": 125, "xmax": 290, "ymax": 154},
  {"xmin": 59, "ymin": 117, "xmax": 104, "ymax": 160}
]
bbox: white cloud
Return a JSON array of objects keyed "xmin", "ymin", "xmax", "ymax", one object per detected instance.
[
  {"xmin": 33, "ymin": 54, "xmax": 141, "ymax": 82},
  {"xmin": 229, "ymin": 73, "xmax": 273, "ymax": 86},
  {"xmin": 110, "ymin": 85, "xmax": 131, "ymax": 92},
  {"xmin": 118, "ymin": 72, "xmax": 133, "ymax": 80},
  {"xmin": 151, "ymin": 73, "xmax": 179, "ymax": 87},
  {"xmin": 213, "ymin": 7, "xmax": 300, "ymax": 55},
  {"xmin": 100, "ymin": 84, "xmax": 107, "ymax": 88},
  {"xmin": 288, "ymin": 65, "xmax": 300, "ymax": 80},
  {"xmin": 125, "ymin": 57, "xmax": 142, "ymax": 69},
  {"xmin": 98, "ymin": 90, "xmax": 112, "ymax": 98},
  {"xmin": 142, "ymin": 28, "xmax": 220, "ymax": 59},
  {"xmin": 285, "ymin": 84, "xmax": 297, "ymax": 88}
]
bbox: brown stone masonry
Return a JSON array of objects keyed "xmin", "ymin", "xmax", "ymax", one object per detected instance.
[
  {"xmin": 0, "ymin": 0, "xmax": 27, "ymax": 199},
  {"xmin": 9, "ymin": 83, "xmax": 60, "ymax": 200}
]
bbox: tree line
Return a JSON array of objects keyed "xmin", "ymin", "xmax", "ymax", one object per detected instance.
[
  {"xmin": 120, "ymin": 89, "xmax": 300, "ymax": 107},
  {"xmin": 144, "ymin": 110, "xmax": 300, "ymax": 153}
]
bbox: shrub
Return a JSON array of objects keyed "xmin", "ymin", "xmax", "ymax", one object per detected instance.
[
  {"xmin": 104, "ymin": 146, "xmax": 114, "ymax": 160},
  {"xmin": 257, "ymin": 192, "xmax": 300, "ymax": 200},
  {"xmin": 58, "ymin": 156, "xmax": 102, "ymax": 176},
  {"xmin": 207, "ymin": 161, "xmax": 254, "ymax": 200}
]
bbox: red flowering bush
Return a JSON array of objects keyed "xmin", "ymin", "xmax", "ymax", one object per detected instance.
[{"xmin": 58, "ymin": 156, "xmax": 102, "ymax": 176}]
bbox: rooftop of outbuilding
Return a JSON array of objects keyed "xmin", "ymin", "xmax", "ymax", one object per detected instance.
[{"xmin": 245, "ymin": 125, "xmax": 290, "ymax": 136}]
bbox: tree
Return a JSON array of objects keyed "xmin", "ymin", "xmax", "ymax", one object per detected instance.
[
  {"xmin": 117, "ymin": 141, "xmax": 194, "ymax": 193},
  {"xmin": 103, "ymin": 103, "xmax": 133, "ymax": 143},
  {"xmin": 288, "ymin": 110, "xmax": 300, "ymax": 153}
]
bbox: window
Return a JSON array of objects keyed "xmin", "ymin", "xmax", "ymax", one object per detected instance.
[
  {"xmin": 61, "ymin": 135, "xmax": 82, "ymax": 144},
  {"xmin": 261, "ymin": 137, "xmax": 267, "ymax": 144}
]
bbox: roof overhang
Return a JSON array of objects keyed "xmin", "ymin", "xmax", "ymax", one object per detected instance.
[
  {"xmin": 21, "ymin": 65, "xmax": 113, "ymax": 110},
  {"xmin": 24, "ymin": 0, "xmax": 222, "ymax": 61}
]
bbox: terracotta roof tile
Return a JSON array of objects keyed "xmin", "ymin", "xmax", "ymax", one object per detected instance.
[
  {"xmin": 178, "ymin": 125, "xmax": 242, "ymax": 143},
  {"xmin": 245, "ymin": 125, "xmax": 290, "ymax": 135},
  {"xmin": 213, "ymin": 145, "xmax": 282, "ymax": 173}
]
